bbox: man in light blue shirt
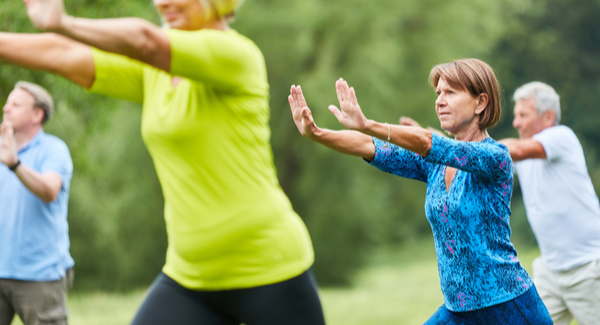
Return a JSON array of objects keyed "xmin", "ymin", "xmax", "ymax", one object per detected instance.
[{"xmin": 0, "ymin": 81, "xmax": 74, "ymax": 325}]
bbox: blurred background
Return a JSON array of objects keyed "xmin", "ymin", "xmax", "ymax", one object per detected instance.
[{"xmin": 1, "ymin": 0, "xmax": 598, "ymax": 323}]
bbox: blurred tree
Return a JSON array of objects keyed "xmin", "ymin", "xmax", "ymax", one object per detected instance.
[
  {"xmin": 487, "ymin": 0, "xmax": 600, "ymax": 247},
  {"xmin": 4, "ymin": 0, "xmax": 581, "ymax": 290}
]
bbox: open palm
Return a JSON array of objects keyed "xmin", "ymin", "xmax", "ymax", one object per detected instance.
[
  {"xmin": 0, "ymin": 123, "xmax": 18, "ymax": 167},
  {"xmin": 22, "ymin": 0, "xmax": 66, "ymax": 31},
  {"xmin": 328, "ymin": 79, "xmax": 368, "ymax": 131},
  {"xmin": 288, "ymin": 85, "xmax": 319, "ymax": 139}
]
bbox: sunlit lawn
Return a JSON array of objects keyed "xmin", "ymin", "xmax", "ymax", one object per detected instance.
[{"xmin": 11, "ymin": 241, "xmax": 578, "ymax": 325}]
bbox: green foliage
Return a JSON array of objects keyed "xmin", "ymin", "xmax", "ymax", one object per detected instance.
[
  {"xmin": 2, "ymin": 0, "xmax": 598, "ymax": 290},
  {"xmin": 235, "ymin": 0, "xmax": 507, "ymax": 284},
  {"xmin": 486, "ymin": 0, "xmax": 600, "ymax": 247}
]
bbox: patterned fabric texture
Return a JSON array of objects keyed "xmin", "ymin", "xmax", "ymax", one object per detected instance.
[
  {"xmin": 368, "ymin": 133, "xmax": 533, "ymax": 311},
  {"xmin": 424, "ymin": 285, "xmax": 552, "ymax": 325}
]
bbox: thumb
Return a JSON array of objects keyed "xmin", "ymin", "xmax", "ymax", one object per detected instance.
[{"xmin": 328, "ymin": 105, "xmax": 345, "ymax": 121}]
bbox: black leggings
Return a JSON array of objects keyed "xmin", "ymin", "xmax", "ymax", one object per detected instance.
[{"xmin": 130, "ymin": 270, "xmax": 326, "ymax": 325}]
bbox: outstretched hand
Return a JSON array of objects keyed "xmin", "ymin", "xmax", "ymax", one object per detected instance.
[
  {"xmin": 399, "ymin": 116, "xmax": 422, "ymax": 128},
  {"xmin": 328, "ymin": 79, "xmax": 368, "ymax": 131},
  {"xmin": 289, "ymin": 85, "xmax": 320, "ymax": 139},
  {"xmin": 0, "ymin": 122, "xmax": 19, "ymax": 167},
  {"xmin": 22, "ymin": 0, "xmax": 67, "ymax": 32}
]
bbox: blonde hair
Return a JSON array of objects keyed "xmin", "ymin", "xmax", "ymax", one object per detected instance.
[
  {"xmin": 429, "ymin": 59, "xmax": 502, "ymax": 130},
  {"xmin": 14, "ymin": 81, "xmax": 54, "ymax": 125},
  {"xmin": 199, "ymin": 0, "xmax": 246, "ymax": 21}
]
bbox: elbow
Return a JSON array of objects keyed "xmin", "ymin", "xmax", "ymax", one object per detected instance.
[
  {"xmin": 509, "ymin": 147, "xmax": 525, "ymax": 162},
  {"xmin": 419, "ymin": 132, "xmax": 433, "ymax": 157},
  {"xmin": 139, "ymin": 24, "xmax": 170, "ymax": 71},
  {"xmin": 40, "ymin": 191, "xmax": 60, "ymax": 203}
]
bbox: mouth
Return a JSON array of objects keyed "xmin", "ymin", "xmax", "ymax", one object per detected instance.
[{"xmin": 162, "ymin": 12, "xmax": 180, "ymax": 22}]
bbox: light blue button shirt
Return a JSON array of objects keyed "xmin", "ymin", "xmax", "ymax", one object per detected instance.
[{"xmin": 0, "ymin": 130, "xmax": 74, "ymax": 281}]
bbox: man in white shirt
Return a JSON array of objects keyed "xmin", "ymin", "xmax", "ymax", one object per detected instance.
[{"xmin": 501, "ymin": 82, "xmax": 600, "ymax": 325}]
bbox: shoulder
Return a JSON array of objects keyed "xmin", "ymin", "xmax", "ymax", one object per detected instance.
[
  {"xmin": 534, "ymin": 125, "xmax": 577, "ymax": 142},
  {"xmin": 478, "ymin": 137, "xmax": 511, "ymax": 158},
  {"xmin": 40, "ymin": 134, "xmax": 72, "ymax": 157}
]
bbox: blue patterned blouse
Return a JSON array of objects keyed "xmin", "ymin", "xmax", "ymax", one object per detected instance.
[{"xmin": 368, "ymin": 133, "xmax": 533, "ymax": 312}]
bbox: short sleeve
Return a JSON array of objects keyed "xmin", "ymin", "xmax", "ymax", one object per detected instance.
[
  {"xmin": 533, "ymin": 126, "xmax": 577, "ymax": 162},
  {"xmin": 39, "ymin": 140, "xmax": 74, "ymax": 192},
  {"xmin": 167, "ymin": 29, "xmax": 268, "ymax": 95},
  {"xmin": 367, "ymin": 137, "xmax": 429, "ymax": 182},
  {"xmin": 88, "ymin": 48, "xmax": 145, "ymax": 103}
]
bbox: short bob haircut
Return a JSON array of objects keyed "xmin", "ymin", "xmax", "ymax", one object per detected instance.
[
  {"xmin": 198, "ymin": 0, "xmax": 246, "ymax": 21},
  {"xmin": 429, "ymin": 59, "xmax": 501, "ymax": 130}
]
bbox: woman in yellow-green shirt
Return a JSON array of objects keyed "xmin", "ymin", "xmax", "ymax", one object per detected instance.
[{"xmin": 1, "ymin": 0, "xmax": 325, "ymax": 323}]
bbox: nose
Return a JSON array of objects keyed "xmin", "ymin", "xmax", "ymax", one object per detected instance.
[
  {"xmin": 435, "ymin": 95, "xmax": 445, "ymax": 109},
  {"xmin": 153, "ymin": 0, "xmax": 171, "ymax": 8},
  {"xmin": 512, "ymin": 117, "xmax": 520, "ymax": 128}
]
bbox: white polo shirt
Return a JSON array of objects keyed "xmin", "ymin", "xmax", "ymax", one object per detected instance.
[{"xmin": 515, "ymin": 125, "xmax": 600, "ymax": 271}]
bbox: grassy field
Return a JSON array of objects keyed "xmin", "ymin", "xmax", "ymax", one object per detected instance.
[{"xmin": 11, "ymin": 241, "xmax": 577, "ymax": 325}]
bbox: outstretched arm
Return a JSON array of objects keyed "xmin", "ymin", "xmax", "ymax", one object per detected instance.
[
  {"xmin": 23, "ymin": 0, "xmax": 171, "ymax": 72},
  {"xmin": 288, "ymin": 85, "xmax": 375, "ymax": 160},
  {"xmin": 400, "ymin": 116, "xmax": 448, "ymax": 138},
  {"xmin": 328, "ymin": 79, "xmax": 432, "ymax": 156},
  {"xmin": 0, "ymin": 32, "xmax": 94, "ymax": 88},
  {"xmin": 499, "ymin": 138, "xmax": 546, "ymax": 161}
]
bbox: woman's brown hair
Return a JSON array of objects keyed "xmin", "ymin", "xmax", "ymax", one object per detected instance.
[{"xmin": 429, "ymin": 59, "xmax": 502, "ymax": 130}]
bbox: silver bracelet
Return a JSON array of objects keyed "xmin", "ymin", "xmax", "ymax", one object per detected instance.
[{"xmin": 385, "ymin": 123, "xmax": 390, "ymax": 148}]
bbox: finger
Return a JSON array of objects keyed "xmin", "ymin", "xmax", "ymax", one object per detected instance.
[
  {"xmin": 349, "ymin": 87, "xmax": 359, "ymax": 106},
  {"xmin": 296, "ymin": 86, "xmax": 308, "ymax": 108},
  {"xmin": 339, "ymin": 79, "xmax": 349, "ymax": 103},
  {"xmin": 328, "ymin": 105, "xmax": 344, "ymax": 121},
  {"xmin": 342, "ymin": 81, "xmax": 352, "ymax": 104},
  {"xmin": 335, "ymin": 79, "xmax": 344, "ymax": 106},
  {"xmin": 301, "ymin": 107, "xmax": 314, "ymax": 123},
  {"xmin": 291, "ymin": 85, "xmax": 300, "ymax": 109},
  {"xmin": 288, "ymin": 95, "xmax": 296, "ymax": 112}
]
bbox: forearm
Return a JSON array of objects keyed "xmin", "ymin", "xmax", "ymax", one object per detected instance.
[
  {"xmin": 13, "ymin": 165, "xmax": 62, "ymax": 203},
  {"xmin": 0, "ymin": 32, "xmax": 94, "ymax": 87},
  {"xmin": 498, "ymin": 138, "xmax": 546, "ymax": 161},
  {"xmin": 58, "ymin": 16, "xmax": 170, "ymax": 71},
  {"xmin": 310, "ymin": 128, "xmax": 375, "ymax": 160},
  {"xmin": 363, "ymin": 120, "xmax": 432, "ymax": 157}
]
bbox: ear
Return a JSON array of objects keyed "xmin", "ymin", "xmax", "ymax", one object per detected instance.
[
  {"xmin": 475, "ymin": 93, "xmax": 489, "ymax": 115},
  {"xmin": 542, "ymin": 110, "xmax": 555, "ymax": 126},
  {"xmin": 32, "ymin": 107, "xmax": 45, "ymax": 125}
]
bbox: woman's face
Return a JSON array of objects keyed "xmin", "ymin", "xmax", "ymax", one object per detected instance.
[
  {"xmin": 434, "ymin": 78, "xmax": 483, "ymax": 135},
  {"xmin": 154, "ymin": 0, "xmax": 210, "ymax": 30}
]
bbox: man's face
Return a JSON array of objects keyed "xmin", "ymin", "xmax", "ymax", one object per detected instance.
[
  {"xmin": 2, "ymin": 88, "xmax": 43, "ymax": 131},
  {"xmin": 512, "ymin": 97, "xmax": 549, "ymax": 139}
]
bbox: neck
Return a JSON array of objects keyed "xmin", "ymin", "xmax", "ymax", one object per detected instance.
[
  {"xmin": 14, "ymin": 125, "xmax": 42, "ymax": 149},
  {"xmin": 199, "ymin": 18, "xmax": 229, "ymax": 31},
  {"xmin": 453, "ymin": 124, "xmax": 488, "ymax": 142}
]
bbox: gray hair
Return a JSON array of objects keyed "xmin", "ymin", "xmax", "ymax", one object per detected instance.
[
  {"xmin": 513, "ymin": 81, "xmax": 561, "ymax": 125},
  {"xmin": 14, "ymin": 81, "xmax": 54, "ymax": 125}
]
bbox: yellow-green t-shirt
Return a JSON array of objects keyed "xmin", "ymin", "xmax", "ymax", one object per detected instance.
[{"xmin": 89, "ymin": 29, "xmax": 314, "ymax": 290}]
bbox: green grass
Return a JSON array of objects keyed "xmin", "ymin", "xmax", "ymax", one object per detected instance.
[{"xmin": 11, "ymin": 242, "xmax": 578, "ymax": 325}]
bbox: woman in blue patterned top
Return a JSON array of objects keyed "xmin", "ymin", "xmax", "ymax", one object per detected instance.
[{"xmin": 288, "ymin": 59, "xmax": 552, "ymax": 324}]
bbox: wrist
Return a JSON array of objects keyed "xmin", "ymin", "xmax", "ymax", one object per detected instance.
[
  {"xmin": 307, "ymin": 125, "xmax": 323, "ymax": 141},
  {"xmin": 362, "ymin": 119, "xmax": 378, "ymax": 135},
  {"xmin": 8, "ymin": 160, "xmax": 21, "ymax": 172},
  {"xmin": 53, "ymin": 15, "xmax": 73, "ymax": 34}
]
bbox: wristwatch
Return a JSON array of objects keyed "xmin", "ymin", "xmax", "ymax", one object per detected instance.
[{"xmin": 8, "ymin": 160, "xmax": 21, "ymax": 172}]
